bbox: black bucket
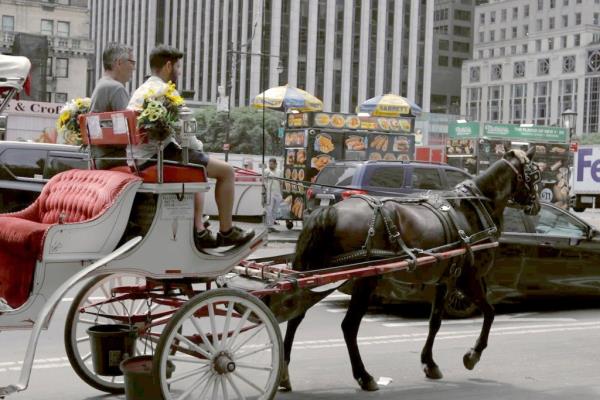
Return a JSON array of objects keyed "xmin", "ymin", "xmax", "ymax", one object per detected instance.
[
  {"xmin": 120, "ymin": 355, "xmax": 175, "ymax": 400},
  {"xmin": 87, "ymin": 324, "xmax": 137, "ymax": 376}
]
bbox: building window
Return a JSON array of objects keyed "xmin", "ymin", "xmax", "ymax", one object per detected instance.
[
  {"xmin": 594, "ymin": 13, "xmax": 600, "ymax": 25},
  {"xmin": 524, "ymin": 5, "xmax": 529, "ymax": 17},
  {"xmin": 490, "ymin": 11, "xmax": 496, "ymax": 23},
  {"xmin": 487, "ymin": 85, "xmax": 504, "ymax": 122},
  {"xmin": 536, "ymin": 40, "xmax": 542, "ymax": 52},
  {"xmin": 536, "ymin": 19, "xmax": 543, "ymax": 31},
  {"xmin": 564, "ymin": 0, "xmax": 569, "ymax": 5},
  {"xmin": 523, "ymin": 44, "xmax": 528, "ymax": 53},
  {"xmin": 511, "ymin": 45, "xmax": 517, "ymax": 55},
  {"xmin": 575, "ymin": 34, "xmax": 580, "ymax": 46},
  {"xmin": 514, "ymin": 61, "xmax": 526, "ymax": 78},
  {"xmin": 489, "ymin": 48, "xmax": 494, "ymax": 58},
  {"xmin": 561, "ymin": 36, "xmax": 568, "ymax": 48},
  {"xmin": 562, "ymin": 15, "xmax": 569, "ymax": 28},
  {"xmin": 438, "ymin": 56, "xmax": 448, "ymax": 66},
  {"xmin": 501, "ymin": 9, "xmax": 507, "ymax": 21},
  {"xmin": 584, "ymin": 76, "xmax": 600, "ymax": 133},
  {"xmin": 523, "ymin": 25, "xmax": 529, "ymax": 37},
  {"xmin": 559, "ymin": 79, "xmax": 578, "ymax": 114},
  {"xmin": 513, "ymin": 7, "xmax": 518, "ymax": 19},
  {"xmin": 454, "ymin": 26, "xmax": 471, "ymax": 37},
  {"xmin": 501, "ymin": 28, "xmax": 506, "ymax": 40},
  {"xmin": 575, "ymin": 13, "xmax": 581, "ymax": 25},
  {"xmin": 480, "ymin": 12, "xmax": 485, "ymax": 24},
  {"xmin": 2, "ymin": 15, "xmax": 14, "ymax": 31},
  {"xmin": 46, "ymin": 57, "xmax": 52, "ymax": 76},
  {"xmin": 533, "ymin": 81, "xmax": 552, "ymax": 125},
  {"xmin": 587, "ymin": 49, "xmax": 600, "ymax": 73},
  {"xmin": 478, "ymin": 50, "xmax": 484, "ymax": 59},
  {"xmin": 512, "ymin": 27, "xmax": 518, "ymax": 39},
  {"xmin": 563, "ymin": 55, "xmax": 576, "ymax": 73},
  {"xmin": 538, "ymin": 58, "xmax": 550, "ymax": 75},
  {"xmin": 548, "ymin": 38, "xmax": 554, "ymax": 50},
  {"xmin": 537, "ymin": 0, "xmax": 544, "ymax": 10},
  {"xmin": 452, "ymin": 58, "xmax": 465, "ymax": 68},
  {"xmin": 500, "ymin": 47, "xmax": 506, "ymax": 56},
  {"xmin": 510, "ymin": 84, "xmax": 528, "ymax": 124},
  {"xmin": 454, "ymin": 10, "xmax": 470, "ymax": 21},
  {"xmin": 467, "ymin": 87, "xmax": 482, "ymax": 121},
  {"xmin": 549, "ymin": 17, "xmax": 555, "ymax": 30},
  {"xmin": 479, "ymin": 31, "xmax": 484, "ymax": 43},
  {"xmin": 57, "ymin": 21, "xmax": 70, "ymax": 37},
  {"xmin": 453, "ymin": 41, "xmax": 470, "ymax": 53},
  {"xmin": 550, "ymin": 0, "xmax": 556, "ymax": 8},
  {"xmin": 490, "ymin": 30, "xmax": 495, "ymax": 41},
  {"xmin": 470, "ymin": 66, "xmax": 480, "ymax": 83},
  {"xmin": 491, "ymin": 64, "xmax": 502, "ymax": 80},
  {"xmin": 439, "ymin": 39, "xmax": 449, "ymax": 50},
  {"xmin": 56, "ymin": 58, "xmax": 68, "ymax": 78},
  {"xmin": 55, "ymin": 93, "xmax": 68, "ymax": 103},
  {"xmin": 41, "ymin": 19, "xmax": 53, "ymax": 36}
]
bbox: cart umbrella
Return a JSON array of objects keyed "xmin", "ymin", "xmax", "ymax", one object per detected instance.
[
  {"xmin": 357, "ymin": 93, "xmax": 422, "ymax": 117},
  {"xmin": 251, "ymin": 84, "xmax": 323, "ymax": 112}
]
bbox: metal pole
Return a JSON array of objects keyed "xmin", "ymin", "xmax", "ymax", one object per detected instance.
[
  {"xmin": 225, "ymin": 44, "xmax": 233, "ymax": 162},
  {"xmin": 261, "ymin": 0, "xmax": 267, "ymax": 212}
]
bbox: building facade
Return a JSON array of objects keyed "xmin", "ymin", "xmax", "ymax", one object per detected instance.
[
  {"xmin": 90, "ymin": 0, "xmax": 479, "ymax": 114},
  {"xmin": 461, "ymin": 0, "xmax": 600, "ymax": 135},
  {"xmin": 0, "ymin": 0, "xmax": 93, "ymax": 102}
]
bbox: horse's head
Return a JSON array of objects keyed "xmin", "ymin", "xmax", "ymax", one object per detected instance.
[{"xmin": 501, "ymin": 147, "xmax": 541, "ymax": 215}]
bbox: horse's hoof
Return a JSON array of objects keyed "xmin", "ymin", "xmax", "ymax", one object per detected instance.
[
  {"xmin": 357, "ymin": 376, "xmax": 379, "ymax": 391},
  {"xmin": 279, "ymin": 366, "xmax": 292, "ymax": 392},
  {"xmin": 422, "ymin": 364, "xmax": 444, "ymax": 380},
  {"xmin": 463, "ymin": 349, "xmax": 481, "ymax": 370}
]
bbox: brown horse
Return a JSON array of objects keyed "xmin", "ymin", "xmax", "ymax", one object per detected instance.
[{"xmin": 280, "ymin": 148, "xmax": 541, "ymax": 392}]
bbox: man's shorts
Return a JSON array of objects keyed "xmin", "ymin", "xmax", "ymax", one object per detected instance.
[{"xmin": 138, "ymin": 142, "xmax": 210, "ymax": 169}]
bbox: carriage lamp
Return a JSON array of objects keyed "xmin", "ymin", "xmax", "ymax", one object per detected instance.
[
  {"xmin": 561, "ymin": 109, "xmax": 577, "ymax": 140},
  {"xmin": 179, "ymin": 106, "xmax": 198, "ymax": 164}
]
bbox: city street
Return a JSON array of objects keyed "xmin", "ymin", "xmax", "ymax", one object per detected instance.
[{"xmin": 1, "ymin": 211, "xmax": 600, "ymax": 400}]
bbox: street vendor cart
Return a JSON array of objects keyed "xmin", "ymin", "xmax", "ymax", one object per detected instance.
[
  {"xmin": 447, "ymin": 121, "xmax": 570, "ymax": 208},
  {"xmin": 281, "ymin": 112, "xmax": 416, "ymax": 226}
]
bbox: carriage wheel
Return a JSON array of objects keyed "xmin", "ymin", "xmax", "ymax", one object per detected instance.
[
  {"xmin": 154, "ymin": 288, "xmax": 283, "ymax": 400},
  {"xmin": 444, "ymin": 288, "xmax": 478, "ymax": 318},
  {"xmin": 64, "ymin": 273, "xmax": 182, "ymax": 394}
]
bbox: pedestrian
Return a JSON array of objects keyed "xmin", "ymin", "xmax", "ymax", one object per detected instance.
[
  {"xmin": 89, "ymin": 42, "xmax": 135, "ymax": 169},
  {"xmin": 128, "ymin": 44, "xmax": 254, "ymax": 249},
  {"xmin": 264, "ymin": 157, "xmax": 282, "ymax": 232}
]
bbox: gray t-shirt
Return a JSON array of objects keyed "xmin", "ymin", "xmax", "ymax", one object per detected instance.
[
  {"xmin": 89, "ymin": 77, "xmax": 130, "ymax": 168},
  {"xmin": 90, "ymin": 76, "xmax": 129, "ymax": 112}
]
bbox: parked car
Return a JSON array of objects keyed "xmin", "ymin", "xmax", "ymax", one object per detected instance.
[
  {"xmin": 306, "ymin": 160, "xmax": 473, "ymax": 212},
  {"xmin": 367, "ymin": 202, "xmax": 600, "ymax": 317},
  {"xmin": 0, "ymin": 141, "xmax": 87, "ymax": 213}
]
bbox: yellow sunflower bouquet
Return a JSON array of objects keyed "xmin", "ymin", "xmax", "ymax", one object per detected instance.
[
  {"xmin": 56, "ymin": 97, "xmax": 91, "ymax": 145},
  {"xmin": 136, "ymin": 81, "xmax": 184, "ymax": 141}
]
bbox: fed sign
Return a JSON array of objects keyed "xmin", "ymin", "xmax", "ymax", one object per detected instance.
[{"xmin": 575, "ymin": 146, "xmax": 600, "ymax": 192}]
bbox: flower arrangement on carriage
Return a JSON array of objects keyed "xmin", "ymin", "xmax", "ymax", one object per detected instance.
[
  {"xmin": 136, "ymin": 81, "xmax": 184, "ymax": 141},
  {"xmin": 56, "ymin": 97, "xmax": 91, "ymax": 145}
]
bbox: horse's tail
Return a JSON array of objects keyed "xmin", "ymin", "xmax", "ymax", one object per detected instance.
[{"xmin": 293, "ymin": 206, "xmax": 338, "ymax": 271}]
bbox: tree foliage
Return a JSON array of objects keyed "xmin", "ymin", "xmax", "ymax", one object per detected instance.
[{"xmin": 194, "ymin": 106, "xmax": 285, "ymax": 155}]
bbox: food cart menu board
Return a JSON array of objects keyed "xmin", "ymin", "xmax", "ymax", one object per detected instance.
[
  {"xmin": 477, "ymin": 139, "xmax": 570, "ymax": 208},
  {"xmin": 446, "ymin": 139, "xmax": 477, "ymax": 175}
]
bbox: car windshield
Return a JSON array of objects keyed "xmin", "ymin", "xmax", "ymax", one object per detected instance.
[{"xmin": 315, "ymin": 165, "xmax": 356, "ymax": 187}]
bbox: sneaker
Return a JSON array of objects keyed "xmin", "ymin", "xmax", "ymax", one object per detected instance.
[
  {"xmin": 217, "ymin": 226, "xmax": 255, "ymax": 247},
  {"xmin": 194, "ymin": 229, "xmax": 219, "ymax": 249}
]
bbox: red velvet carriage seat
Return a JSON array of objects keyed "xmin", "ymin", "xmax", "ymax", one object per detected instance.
[
  {"xmin": 0, "ymin": 169, "xmax": 140, "ymax": 309},
  {"xmin": 79, "ymin": 110, "xmax": 207, "ymax": 183}
]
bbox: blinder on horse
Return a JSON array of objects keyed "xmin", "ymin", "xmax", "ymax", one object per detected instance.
[{"xmin": 501, "ymin": 154, "xmax": 541, "ymax": 215}]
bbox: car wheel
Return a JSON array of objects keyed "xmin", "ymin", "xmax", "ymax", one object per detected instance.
[
  {"xmin": 286, "ymin": 220, "xmax": 294, "ymax": 230},
  {"xmin": 444, "ymin": 289, "xmax": 478, "ymax": 318}
]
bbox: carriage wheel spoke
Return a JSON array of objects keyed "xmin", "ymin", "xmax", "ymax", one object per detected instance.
[
  {"xmin": 191, "ymin": 317, "xmax": 217, "ymax": 354},
  {"xmin": 211, "ymin": 374, "xmax": 220, "ymax": 399},
  {"xmin": 167, "ymin": 365, "xmax": 209, "ymax": 385},
  {"xmin": 174, "ymin": 369, "xmax": 211, "ymax": 400},
  {"xmin": 235, "ymin": 343, "xmax": 272, "ymax": 360},
  {"xmin": 221, "ymin": 301, "xmax": 234, "ymax": 350},
  {"xmin": 174, "ymin": 333, "xmax": 212, "ymax": 359},
  {"xmin": 231, "ymin": 323, "xmax": 265, "ymax": 354},
  {"xmin": 77, "ymin": 317, "xmax": 96, "ymax": 326},
  {"xmin": 227, "ymin": 308, "xmax": 252, "ymax": 351},
  {"xmin": 81, "ymin": 351, "xmax": 92, "ymax": 362},
  {"xmin": 225, "ymin": 374, "xmax": 245, "ymax": 400},
  {"xmin": 75, "ymin": 335, "xmax": 90, "ymax": 344},
  {"xmin": 232, "ymin": 370, "xmax": 264, "ymax": 394},
  {"xmin": 220, "ymin": 375, "xmax": 229, "ymax": 400},
  {"xmin": 168, "ymin": 354, "xmax": 211, "ymax": 364},
  {"xmin": 99, "ymin": 285, "xmax": 120, "ymax": 316},
  {"xmin": 235, "ymin": 362, "xmax": 273, "ymax": 372},
  {"xmin": 208, "ymin": 303, "xmax": 218, "ymax": 349}
]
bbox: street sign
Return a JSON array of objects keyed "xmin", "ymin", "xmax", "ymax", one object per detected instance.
[
  {"xmin": 570, "ymin": 142, "xmax": 578, "ymax": 152},
  {"xmin": 223, "ymin": 143, "xmax": 230, "ymax": 151}
]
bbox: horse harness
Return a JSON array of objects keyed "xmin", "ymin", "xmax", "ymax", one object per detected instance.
[{"xmin": 330, "ymin": 183, "xmax": 499, "ymax": 271}]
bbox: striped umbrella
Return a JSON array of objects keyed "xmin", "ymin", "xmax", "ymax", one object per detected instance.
[
  {"xmin": 252, "ymin": 84, "xmax": 323, "ymax": 112},
  {"xmin": 357, "ymin": 93, "xmax": 422, "ymax": 117}
]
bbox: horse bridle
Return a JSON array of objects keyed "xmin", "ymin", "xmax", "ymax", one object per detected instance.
[{"xmin": 501, "ymin": 157, "xmax": 541, "ymax": 214}]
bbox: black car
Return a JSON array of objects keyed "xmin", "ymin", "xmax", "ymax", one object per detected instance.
[
  {"xmin": 306, "ymin": 160, "xmax": 472, "ymax": 211},
  {"xmin": 0, "ymin": 141, "xmax": 87, "ymax": 213},
  {"xmin": 370, "ymin": 202, "xmax": 600, "ymax": 317}
]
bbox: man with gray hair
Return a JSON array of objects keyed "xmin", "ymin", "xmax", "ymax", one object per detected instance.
[{"xmin": 89, "ymin": 42, "xmax": 136, "ymax": 168}]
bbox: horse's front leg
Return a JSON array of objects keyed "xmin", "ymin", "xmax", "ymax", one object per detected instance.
[
  {"xmin": 341, "ymin": 276, "xmax": 379, "ymax": 391},
  {"xmin": 421, "ymin": 283, "xmax": 447, "ymax": 379},
  {"xmin": 461, "ymin": 276, "xmax": 494, "ymax": 370},
  {"xmin": 279, "ymin": 312, "xmax": 306, "ymax": 392}
]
